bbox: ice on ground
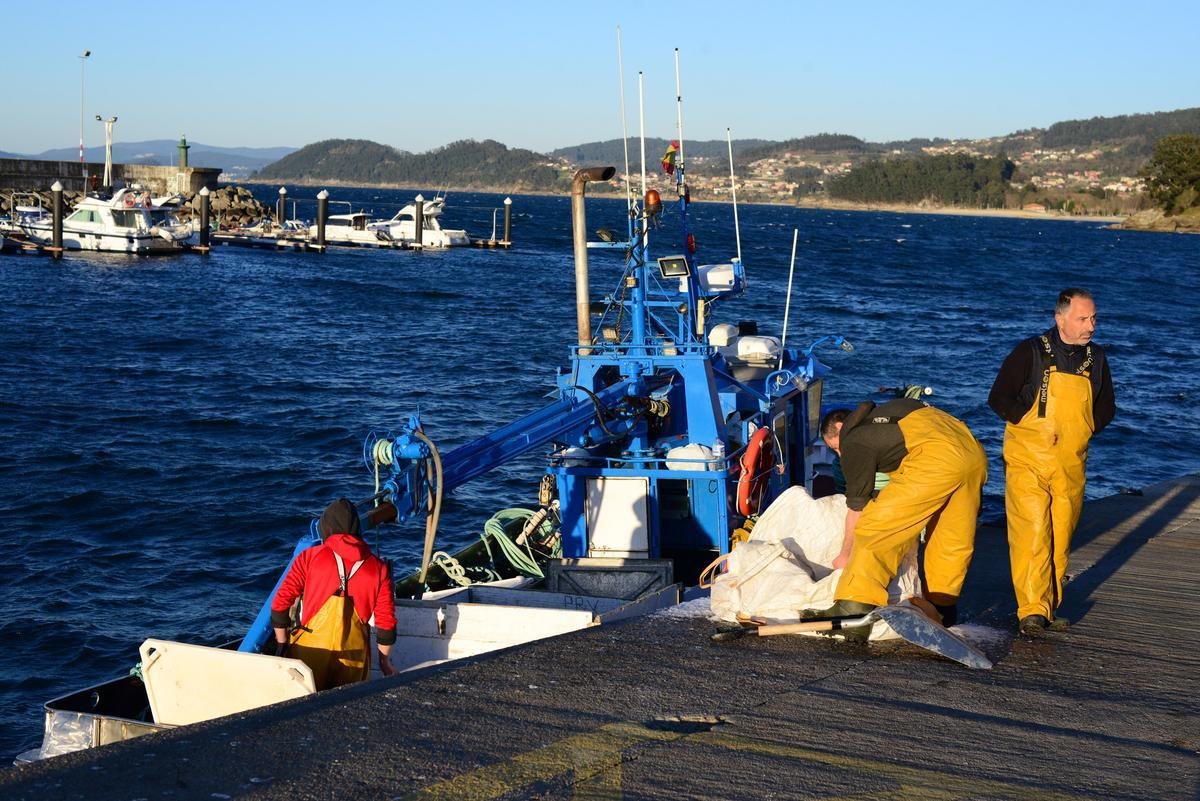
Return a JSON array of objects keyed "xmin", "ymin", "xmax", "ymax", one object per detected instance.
[
  {"xmin": 651, "ymin": 597, "xmax": 716, "ymax": 620},
  {"xmin": 951, "ymin": 623, "xmax": 1011, "ymax": 650}
]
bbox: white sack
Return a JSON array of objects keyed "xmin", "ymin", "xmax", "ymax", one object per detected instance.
[{"xmin": 710, "ymin": 486, "xmax": 922, "ymax": 640}]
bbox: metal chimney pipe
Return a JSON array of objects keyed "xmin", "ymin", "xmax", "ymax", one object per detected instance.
[{"xmin": 571, "ymin": 166, "xmax": 616, "ymax": 353}]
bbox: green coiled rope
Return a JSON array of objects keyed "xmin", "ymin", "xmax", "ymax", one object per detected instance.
[{"xmin": 479, "ymin": 507, "xmax": 559, "ymax": 579}]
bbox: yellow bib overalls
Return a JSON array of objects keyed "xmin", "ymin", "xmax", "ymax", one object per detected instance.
[
  {"xmin": 289, "ymin": 554, "xmax": 371, "ymax": 691},
  {"xmin": 836, "ymin": 406, "xmax": 988, "ymax": 608},
  {"xmin": 1004, "ymin": 338, "xmax": 1094, "ymax": 620}
]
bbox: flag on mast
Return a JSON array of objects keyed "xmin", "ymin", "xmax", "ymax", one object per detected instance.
[{"xmin": 661, "ymin": 140, "xmax": 680, "ymax": 175}]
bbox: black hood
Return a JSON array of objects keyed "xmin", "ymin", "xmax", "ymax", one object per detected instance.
[{"xmin": 318, "ymin": 498, "xmax": 362, "ymax": 538}]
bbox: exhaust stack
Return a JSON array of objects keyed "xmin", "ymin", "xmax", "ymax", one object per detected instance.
[{"xmin": 571, "ymin": 166, "xmax": 617, "ymax": 353}]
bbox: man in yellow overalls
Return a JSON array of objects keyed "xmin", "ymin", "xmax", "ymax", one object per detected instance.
[
  {"xmin": 803, "ymin": 399, "xmax": 988, "ymax": 629},
  {"xmin": 989, "ymin": 288, "xmax": 1116, "ymax": 636}
]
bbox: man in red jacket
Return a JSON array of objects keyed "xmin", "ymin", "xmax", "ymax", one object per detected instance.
[{"xmin": 270, "ymin": 498, "xmax": 398, "ymax": 689}]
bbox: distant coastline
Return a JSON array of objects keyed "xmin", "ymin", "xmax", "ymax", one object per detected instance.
[
  {"xmin": 244, "ymin": 177, "xmax": 1129, "ymax": 224},
  {"xmin": 794, "ymin": 197, "xmax": 1127, "ymax": 224}
]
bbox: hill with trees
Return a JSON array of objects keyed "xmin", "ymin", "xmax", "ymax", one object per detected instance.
[
  {"xmin": 256, "ymin": 139, "xmax": 563, "ymax": 191},
  {"xmin": 1042, "ymin": 107, "xmax": 1200, "ymax": 151},
  {"xmin": 550, "ymin": 137, "xmax": 772, "ymax": 166},
  {"xmin": 244, "ymin": 105, "xmax": 1200, "ymax": 208},
  {"xmin": 1119, "ymin": 134, "xmax": 1200, "ymax": 232},
  {"xmin": 827, "ymin": 153, "xmax": 1015, "ymax": 207},
  {"xmin": 739, "ymin": 133, "xmax": 870, "ymax": 162}
]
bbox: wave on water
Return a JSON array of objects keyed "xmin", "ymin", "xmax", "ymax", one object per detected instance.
[{"xmin": 0, "ymin": 186, "xmax": 1198, "ymax": 758}]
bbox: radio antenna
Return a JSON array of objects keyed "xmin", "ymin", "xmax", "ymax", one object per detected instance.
[
  {"xmin": 673, "ymin": 48, "xmax": 685, "ymax": 180},
  {"xmin": 779, "ymin": 228, "xmax": 799, "ymax": 370},
  {"xmin": 727, "ymin": 127, "xmax": 742, "ymax": 264},
  {"xmin": 638, "ymin": 72, "xmax": 648, "ymax": 202},
  {"xmin": 616, "ymin": 27, "xmax": 632, "ymax": 215}
]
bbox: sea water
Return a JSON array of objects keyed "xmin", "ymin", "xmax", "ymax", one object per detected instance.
[{"xmin": 0, "ymin": 186, "xmax": 1197, "ymax": 758}]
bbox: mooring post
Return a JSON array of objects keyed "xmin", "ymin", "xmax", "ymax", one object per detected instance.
[
  {"xmin": 277, "ymin": 186, "xmax": 287, "ymax": 224},
  {"xmin": 413, "ymin": 194, "xmax": 424, "ymax": 250},
  {"xmin": 503, "ymin": 196, "xmax": 512, "ymax": 245},
  {"xmin": 51, "ymin": 181, "xmax": 63, "ymax": 259},
  {"xmin": 198, "ymin": 186, "xmax": 211, "ymax": 252},
  {"xmin": 316, "ymin": 190, "xmax": 328, "ymax": 252}
]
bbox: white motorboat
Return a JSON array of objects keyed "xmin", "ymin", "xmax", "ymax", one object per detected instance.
[
  {"xmin": 308, "ymin": 206, "xmax": 399, "ymax": 248},
  {"xmin": 369, "ymin": 196, "xmax": 471, "ymax": 248},
  {"xmin": 4, "ymin": 187, "xmax": 191, "ymax": 253}
]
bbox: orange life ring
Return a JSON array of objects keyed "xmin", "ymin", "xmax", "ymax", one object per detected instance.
[
  {"xmin": 124, "ymin": 194, "xmax": 135, "ymax": 208},
  {"xmin": 144, "ymin": 195, "xmax": 152, "ymax": 208},
  {"xmin": 737, "ymin": 426, "xmax": 775, "ymax": 517}
]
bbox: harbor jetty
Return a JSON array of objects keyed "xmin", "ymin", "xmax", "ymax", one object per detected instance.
[
  {"xmin": 0, "ymin": 157, "xmax": 218, "ymax": 197},
  {"xmin": 3, "ymin": 474, "xmax": 1196, "ymax": 800}
]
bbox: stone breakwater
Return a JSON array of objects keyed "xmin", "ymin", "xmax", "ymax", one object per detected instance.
[{"xmin": 0, "ymin": 186, "xmax": 268, "ymax": 228}]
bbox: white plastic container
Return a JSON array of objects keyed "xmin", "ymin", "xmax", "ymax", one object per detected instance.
[{"xmin": 664, "ymin": 442, "xmax": 713, "ymax": 471}]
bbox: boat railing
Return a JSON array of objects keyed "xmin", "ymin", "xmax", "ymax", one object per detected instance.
[
  {"xmin": 547, "ymin": 439, "xmax": 762, "ymax": 477},
  {"xmin": 570, "ymin": 341, "xmax": 713, "ymax": 359},
  {"xmin": 4, "ymin": 192, "xmax": 47, "ymax": 222}
]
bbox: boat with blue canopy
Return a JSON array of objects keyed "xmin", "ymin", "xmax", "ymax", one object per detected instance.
[{"xmin": 18, "ymin": 50, "xmax": 855, "ymax": 763}]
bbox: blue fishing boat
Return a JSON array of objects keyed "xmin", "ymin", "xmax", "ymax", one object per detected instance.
[{"xmin": 19, "ymin": 55, "xmax": 854, "ymax": 762}]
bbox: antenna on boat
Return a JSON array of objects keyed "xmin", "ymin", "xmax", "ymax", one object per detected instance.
[
  {"xmin": 673, "ymin": 48, "xmax": 686, "ymax": 183},
  {"xmin": 672, "ymin": 48, "xmax": 701, "ymax": 342},
  {"xmin": 779, "ymin": 228, "xmax": 799, "ymax": 370},
  {"xmin": 727, "ymin": 127, "xmax": 743, "ymax": 264},
  {"xmin": 616, "ymin": 26, "xmax": 633, "ymax": 218},
  {"xmin": 638, "ymin": 71, "xmax": 648, "ymax": 249}
]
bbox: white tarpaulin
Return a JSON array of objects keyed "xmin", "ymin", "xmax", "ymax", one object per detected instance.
[{"xmin": 708, "ymin": 486, "xmax": 922, "ymax": 640}]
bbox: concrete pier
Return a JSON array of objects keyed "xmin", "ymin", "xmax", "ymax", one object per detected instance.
[
  {"xmin": 3, "ymin": 475, "xmax": 1197, "ymax": 800},
  {"xmin": 0, "ymin": 157, "xmax": 219, "ymax": 195}
]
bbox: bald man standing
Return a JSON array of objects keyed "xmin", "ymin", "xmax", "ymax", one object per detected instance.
[{"xmin": 989, "ymin": 288, "xmax": 1116, "ymax": 636}]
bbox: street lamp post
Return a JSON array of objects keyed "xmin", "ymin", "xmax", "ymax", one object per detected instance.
[
  {"xmin": 95, "ymin": 115, "xmax": 117, "ymax": 191},
  {"xmin": 79, "ymin": 50, "xmax": 90, "ymax": 176}
]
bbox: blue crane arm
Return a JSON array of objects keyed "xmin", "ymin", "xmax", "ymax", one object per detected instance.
[{"xmin": 435, "ymin": 379, "xmax": 636, "ymax": 491}]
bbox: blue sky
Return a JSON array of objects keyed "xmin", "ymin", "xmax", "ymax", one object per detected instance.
[{"xmin": 2, "ymin": 0, "xmax": 1197, "ymax": 154}]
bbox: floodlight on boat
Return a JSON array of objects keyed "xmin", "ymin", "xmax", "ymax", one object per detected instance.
[{"xmin": 657, "ymin": 255, "xmax": 690, "ymax": 279}]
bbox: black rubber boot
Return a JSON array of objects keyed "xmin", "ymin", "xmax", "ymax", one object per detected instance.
[
  {"xmin": 799, "ymin": 600, "xmax": 878, "ymax": 620},
  {"xmin": 1046, "ymin": 616, "xmax": 1070, "ymax": 631},
  {"xmin": 933, "ymin": 603, "xmax": 958, "ymax": 628},
  {"xmin": 1019, "ymin": 614, "xmax": 1049, "ymax": 636}
]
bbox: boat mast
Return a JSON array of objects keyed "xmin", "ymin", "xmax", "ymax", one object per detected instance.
[
  {"xmin": 638, "ymin": 73, "xmax": 648, "ymax": 209},
  {"xmin": 631, "ymin": 70, "xmax": 648, "ymax": 351}
]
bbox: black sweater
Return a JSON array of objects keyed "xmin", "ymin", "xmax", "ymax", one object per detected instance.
[{"xmin": 987, "ymin": 327, "xmax": 1115, "ymax": 433}]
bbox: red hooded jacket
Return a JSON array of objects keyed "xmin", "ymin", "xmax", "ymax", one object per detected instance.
[{"xmin": 270, "ymin": 533, "xmax": 397, "ymax": 644}]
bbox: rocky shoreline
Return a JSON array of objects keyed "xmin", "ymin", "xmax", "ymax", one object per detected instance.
[{"xmin": 1113, "ymin": 207, "xmax": 1200, "ymax": 233}]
